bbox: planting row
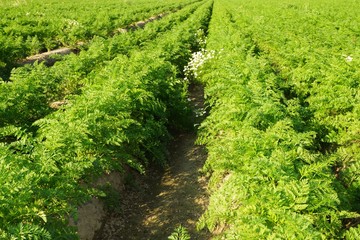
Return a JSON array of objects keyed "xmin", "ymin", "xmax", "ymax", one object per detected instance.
[{"xmin": 195, "ymin": 0, "xmax": 360, "ymax": 238}]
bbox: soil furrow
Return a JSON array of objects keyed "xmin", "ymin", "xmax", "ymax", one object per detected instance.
[{"xmin": 94, "ymin": 84, "xmax": 210, "ymax": 240}]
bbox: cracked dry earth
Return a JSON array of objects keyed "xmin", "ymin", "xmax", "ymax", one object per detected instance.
[{"xmin": 94, "ymin": 84, "xmax": 211, "ymax": 240}]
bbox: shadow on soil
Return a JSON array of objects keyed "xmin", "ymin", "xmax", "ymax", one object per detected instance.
[{"xmin": 93, "ymin": 84, "xmax": 211, "ymax": 240}]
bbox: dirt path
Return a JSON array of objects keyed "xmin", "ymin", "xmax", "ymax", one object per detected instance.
[{"xmin": 94, "ymin": 84, "xmax": 210, "ymax": 240}]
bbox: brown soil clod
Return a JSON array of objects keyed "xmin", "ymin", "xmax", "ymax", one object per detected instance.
[
  {"xmin": 17, "ymin": 47, "xmax": 75, "ymax": 66},
  {"xmin": 49, "ymin": 100, "xmax": 68, "ymax": 109},
  {"xmin": 114, "ymin": 12, "xmax": 168, "ymax": 33}
]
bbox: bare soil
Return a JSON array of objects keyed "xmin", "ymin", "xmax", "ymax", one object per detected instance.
[{"xmin": 93, "ymin": 84, "xmax": 211, "ymax": 240}]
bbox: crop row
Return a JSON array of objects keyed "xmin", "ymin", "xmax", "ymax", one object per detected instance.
[
  {"xmin": 0, "ymin": 0, "xmax": 213, "ymax": 238},
  {"xmin": 195, "ymin": 0, "xmax": 360, "ymax": 239}
]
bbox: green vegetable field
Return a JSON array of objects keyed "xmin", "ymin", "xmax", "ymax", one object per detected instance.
[{"xmin": 0, "ymin": 0, "xmax": 359, "ymax": 239}]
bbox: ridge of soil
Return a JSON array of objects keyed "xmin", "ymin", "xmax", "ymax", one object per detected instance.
[{"xmin": 93, "ymin": 84, "xmax": 211, "ymax": 240}]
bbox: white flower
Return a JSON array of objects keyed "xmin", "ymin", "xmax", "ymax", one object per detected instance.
[
  {"xmin": 346, "ymin": 56, "xmax": 353, "ymax": 62},
  {"xmin": 183, "ymin": 29, "xmax": 223, "ymax": 81},
  {"xmin": 183, "ymin": 48, "xmax": 217, "ymax": 80},
  {"xmin": 66, "ymin": 19, "xmax": 80, "ymax": 27}
]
